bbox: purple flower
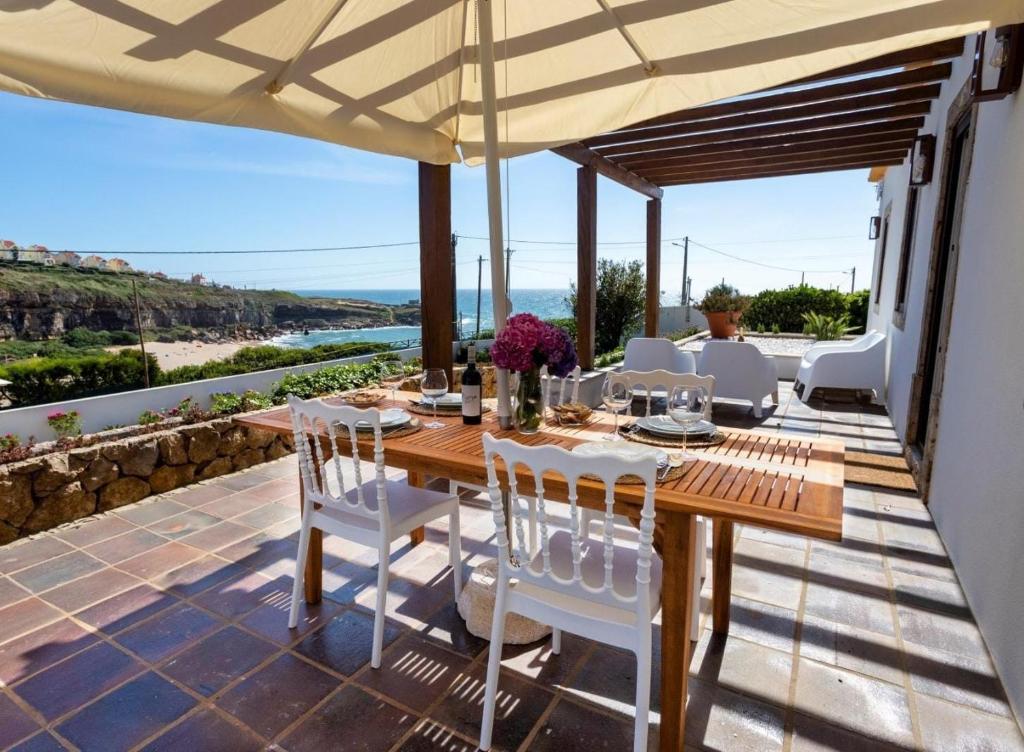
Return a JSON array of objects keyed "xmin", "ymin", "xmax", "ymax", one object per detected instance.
[{"xmin": 491, "ymin": 314, "xmax": 578, "ymax": 376}]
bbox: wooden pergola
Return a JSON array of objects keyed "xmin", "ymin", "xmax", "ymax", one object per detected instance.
[{"xmin": 417, "ymin": 38, "xmax": 962, "ymax": 377}]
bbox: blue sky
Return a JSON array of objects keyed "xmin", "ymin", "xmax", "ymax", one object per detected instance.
[{"xmin": 2, "ymin": 91, "xmax": 879, "ymax": 302}]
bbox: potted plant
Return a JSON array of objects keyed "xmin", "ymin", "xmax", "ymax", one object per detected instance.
[{"xmin": 698, "ymin": 283, "xmax": 749, "ymax": 339}]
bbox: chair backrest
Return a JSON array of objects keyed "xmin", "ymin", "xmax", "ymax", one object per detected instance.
[
  {"xmin": 856, "ymin": 330, "xmax": 886, "ymax": 350},
  {"xmin": 287, "ymin": 396, "xmax": 389, "ymax": 523},
  {"xmin": 698, "ymin": 340, "xmax": 770, "ymax": 395},
  {"xmin": 623, "ymin": 338, "xmax": 695, "ymax": 374},
  {"xmin": 482, "ymin": 433, "xmax": 657, "ymax": 615},
  {"xmin": 607, "ymin": 370, "xmax": 715, "ymax": 419},
  {"xmin": 540, "ymin": 364, "xmax": 582, "ymax": 406}
]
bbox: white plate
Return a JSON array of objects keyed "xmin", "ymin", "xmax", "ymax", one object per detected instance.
[
  {"xmin": 417, "ymin": 393, "xmax": 462, "ymax": 406},
  {"xmin": 636, "ymin": 416, "xmax": 716, "ymax": 437},
  {"xmin": 572, "ymin": 441, "xmax": 667, "ymax": 466},
  {"xmin": 356, "ymin": 408, "xmax": 410, "ymax": 430}
]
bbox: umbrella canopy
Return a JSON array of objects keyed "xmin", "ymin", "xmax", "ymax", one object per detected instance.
[{"xmin": 1, "ymin": 1, "xmax": 1022, "ymax": 166}]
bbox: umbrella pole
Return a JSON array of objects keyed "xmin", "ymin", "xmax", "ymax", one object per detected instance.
[{"xmin": 477, "ymin": 0, "xmax": 512, "ymax": 428}]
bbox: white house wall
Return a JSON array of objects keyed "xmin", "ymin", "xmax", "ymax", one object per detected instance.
[{"xmin": 868, "ymin": 46, "xmax": 1024, "ymax": 719}]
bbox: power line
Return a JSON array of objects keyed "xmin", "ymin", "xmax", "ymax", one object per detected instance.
[
  {"xmin": 686, "ymin": 239, "xmax": 851, "ymax": 275},
  {"xmin": 699, "ymin": 234, "xmax": 862, "ymax": 245},
  {"xmin": 86, "ymin": 241, "xmax": 421, "ymax": 256}
]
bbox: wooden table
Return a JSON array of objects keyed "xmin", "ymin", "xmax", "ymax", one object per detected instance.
[{"xmin": 236, "ymin": 393, "xmax": 844, "ymax": 751}]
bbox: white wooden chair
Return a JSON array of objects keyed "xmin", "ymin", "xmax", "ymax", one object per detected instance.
[
  {"xmin": 592, "ymin": 369, "xmax": 714, "ymax": 639},
  {"xmin": 286, "ymin": 396, "xmax": 462, "ymax": 668},
  {"xmin": 448, "ymin": 365, "xmax": 582, "ymax": 555},
  {"xmin": 541, "ymin": 363, "xmax": 581, "ymax": 407},
  {"xmin": 479, "ymin": 433, "xmax": 660, "ymax": 752}
]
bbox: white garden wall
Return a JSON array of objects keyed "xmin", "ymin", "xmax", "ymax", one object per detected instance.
[{"xmin": 868, "ymin": 47, "xmax": 1024, "ymax": 719}]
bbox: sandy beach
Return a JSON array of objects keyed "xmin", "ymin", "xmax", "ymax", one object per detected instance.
[{"xmin": 107, "ymin": 340, "xmax": 253, "ymax": 370}]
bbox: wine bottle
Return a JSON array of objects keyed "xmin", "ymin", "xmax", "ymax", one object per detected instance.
[{"xmin": 461, "ymin": 345, "xmax": 482, "ymax": 425}]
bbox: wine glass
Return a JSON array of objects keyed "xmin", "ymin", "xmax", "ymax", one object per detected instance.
[
  {"xmin": 421, "ymin": 368, "xmax": 448, "ymax": 429},
  {"xmin": 601, "ymin": 377, "xmax": 632, "ymax": 441},
  {"xmin": 667, "ymin": 385, "xmax": 707, "ymax": 460}
]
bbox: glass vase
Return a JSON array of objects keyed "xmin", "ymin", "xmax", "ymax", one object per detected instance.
[{"xmin": 513, "ymin": 367, "xmax": 543, "ymax": 434}]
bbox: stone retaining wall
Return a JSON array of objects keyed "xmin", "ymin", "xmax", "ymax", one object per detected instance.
[{"xmin": 0, "ymin": 413, "xmax": 294, "ymax": 543}]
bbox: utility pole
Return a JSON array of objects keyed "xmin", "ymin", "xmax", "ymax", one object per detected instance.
[
  {"xmin": 801, "ymin": 271, "xmax": 805, "ymax": 286},
  {"xmin": 504, "ymin": 246, "xmax": 513, "ymax": 301},
  {"xmin": 672, "ymin": 237, "xmax": 690, "ymax": 321},
  {"xmin": 475, "ymin": 255, "xmax": 483, "ymax": 339},
  {"xmin": 131, "ymin": 278, "xmax": 150, "ymax": 389},
  {"xmin": 850, "ymin": 266, "xmax": 856, "ymax": 294}
]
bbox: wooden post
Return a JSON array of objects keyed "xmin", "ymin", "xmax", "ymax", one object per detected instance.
[
  {"xmin": 418, "ymin": 162, "xmax": 454, "ymax": 384},
  {"xmin": 576, "ymin": 165, "xmax": 597, "ymax": 370},
  {"xmin": 645, "ymin": 198, "xmax": 662, "ymax": 337},
  {"xmin": 712, "ymin": 519, "xmax": 734, "ymax": 634}
]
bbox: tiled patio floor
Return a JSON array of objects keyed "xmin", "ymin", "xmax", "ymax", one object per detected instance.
[{"xmin": 1, "ymin": 384, "xmax": 1021, "ymax": 751}]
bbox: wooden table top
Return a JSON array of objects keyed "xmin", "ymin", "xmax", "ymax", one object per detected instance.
[{"xmin": 236, "ymin": 392, "xmax": 844, "ymax": 541}]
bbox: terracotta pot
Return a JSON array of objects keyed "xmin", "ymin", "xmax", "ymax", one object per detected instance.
[{"xmin": 706, "ymin": 311, "xmax": 741, "ymax": 339}]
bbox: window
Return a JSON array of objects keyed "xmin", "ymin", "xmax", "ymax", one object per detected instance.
[
  {"xmin": 893, "ymin": 186, "xmax": 920, "ymax": 326},
  {"xmin": 873, "ymin": 204, "xmax": 892, "ymax": 305}
]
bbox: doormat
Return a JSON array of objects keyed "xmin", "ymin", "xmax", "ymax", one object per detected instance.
[{"xmin": 844, "ymin": 450, "xmax": 917, "ymax": 492}]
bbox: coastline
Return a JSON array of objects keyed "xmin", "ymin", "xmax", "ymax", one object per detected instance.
[{"xmin": 106, "ymin": 340, "xmax": 255, "ymax": 370}]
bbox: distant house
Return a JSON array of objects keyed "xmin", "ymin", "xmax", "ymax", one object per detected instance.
[
  {"xmin": 103, "ymin": 258, "xmax": 132, "ymax": 272},
  {"xmin": 80, "ymin": 255, "xmax": 104, "ymax": 269},
  {"xmin": 190, "ymin": 273, "xmax": 207, "ymax": 285},
  {"xmin": 151, "ymin": 271, "xmax": 167, "ymax": 279},
  {"xmin": 53, "ymin": 251, "xmax": 81, "ymax": 267},
  {"xmin": 20, "ymin": 244, "xmax": 50, "ymax": 264},
  {"xmin": 0, "ymin": 240, "xmax": 17, "ymax": 261}
]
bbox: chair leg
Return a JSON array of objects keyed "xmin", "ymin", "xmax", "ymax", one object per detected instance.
[
  {"xmin": 371, "ymin": 539, "xmax": 391, "ymax": 669},
  {"xmin": 527, "ymin": 498, "xmax": 538, "ymax": 555},
  {"xmin": 752, "ymin": 401, "xmax": 763, "ymax": 419},
  {"xmin": 633, "ymin": 628, "xmax": 653, "ymax": 752},
  {"xmin": 288, "ymin": 514, "xmax": 312, "ymax": 629},
  {"xmin": 448, "ymin": 509, "xmax": 462, "ymax": 600},
  {"xmin": 448, "ymin": 479, "xmax": 459, "ymax": 497},
  {"xmin": 480, "ymin": 576, "xmax": 509, "ymax": 751},
  {"xmin": 551, "ymin": 628, "xmax": 561, "ymax": 655},
  {"xmin": 580, "ymin": 508, "xmax": 594, "ymax": 538},
  {"xmin": 771, "ymin": 389, "xmax": 779, "ymax": 404}
]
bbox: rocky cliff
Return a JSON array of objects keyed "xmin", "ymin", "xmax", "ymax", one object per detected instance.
[{"xmin": 0, "ymin": 262, "xmax": 419, "ymax": 340}]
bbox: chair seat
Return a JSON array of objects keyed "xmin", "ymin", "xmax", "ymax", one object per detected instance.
[
  {"xmin": 315, "ymin": 479, "xmax": 457, "ymax": 533},
  {"xmin": 518, "ymin": 530, "xmax": 663, "ymax": 617}
]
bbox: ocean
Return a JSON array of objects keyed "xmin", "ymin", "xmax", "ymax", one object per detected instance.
[{"xmin": 272, "ymin": 288, "xmax": 571, "ymax": 348}]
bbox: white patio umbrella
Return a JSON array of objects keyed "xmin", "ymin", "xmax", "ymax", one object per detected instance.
[{"xmin": 2, "ymin": 0, "xmax": 1021, "ymax": 419}]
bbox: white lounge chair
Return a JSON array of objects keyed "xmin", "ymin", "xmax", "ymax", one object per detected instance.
[
  {"xmin": 698, "ymin": 340, "xmax": 778, "ymax": 418},
  {"xmin": 623, "ymin": 337, "xmax": 696, "ymax": 374},
  {"xmin": 796, "ymin": 330, "xmax": 887, "ymax": 403}
]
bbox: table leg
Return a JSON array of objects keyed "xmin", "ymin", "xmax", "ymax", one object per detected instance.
[
  {"xmin": 712, "ymin": 519, "xmax": 734, "ymax": 634},
  {"xmin": 659, "ymin": 511, "xmax": 696, "ymax": 752},
  {"xmin": 407, "ymin": 470, "xmax": 426, "ymax": 546},
  {"xmin": 298, "ymin": 459, "xmax": 322, "ymax": 605}
]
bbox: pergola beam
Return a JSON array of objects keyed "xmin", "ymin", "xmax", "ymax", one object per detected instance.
[
  {"xmin": 553, "ymin": 142, "xmax": 663, "ymax": 199},
  {"xmin": 614, "ymin": 121, "xmax": 923, "ymax": 169},
  {"xmin": 788, "ymin": 37, "xmax": 965, "ymax": 86},
  {"xmin": 625, "ymin": 132, "xmax": 915, "ymax": 173},
  {"xmin": 576, "ymin": 165, "xmax": 598, "ymax": 370},
  {"xmin": 645, "ymin": 199, "xmax": 661, "ymax": 337},
  {"xmin": 596, "ymin": 102, "xmax": 931, "ymax": 158},
  {"xmin": 634, "ymin": 142, "xmax": 917, "ymax": 177},
  {"xmin": 585, "ymin": 83, "xmax": 941, "ymax": 149},
  {"xmin": 418, "ymin": 162, "xmax": 454, "ymax": 384},
  {"xmin": 602, "ymin": 62, "xmax": 952, "ymax": 135},
  {"xmin": 658, "ymin": 156, "xmax": 905, "ymax": 186}
]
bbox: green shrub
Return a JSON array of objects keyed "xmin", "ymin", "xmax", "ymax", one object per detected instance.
[
  {"xmin": 771, "ymin": 323, "xmax": 781, "ymax": 334},
  {"xmin": 210, "ymin": 389, "xmax": 274, "ymax": 415},
  {"xmin": 271, "ymin": 360, "xmax": 400, "ymax": 402},
  {"xmin": 159, "ymin": 342, "xmax": 392, "ymax": 385},
  {"xmin": 567, "ymin": 258, "xmax": 646, "ymax": 355},
  {"xmin": 801, "ymin": 312, "xmax": 856, "ymax": 341},
  {"xmin": 138, "ymin": 409, "xmax": 163, "ymax": 425},
  {"xmin": 0, "ymin": 350, "xmax": 159, "ymax": 406},
  {"xmin": 844, "ymin": 289, "xmax": 870, "ymax": 333},
  {"xmin": 743, "ymin": 285, "xmax": 849, "ymax": 333},
  {"xmin": 755, "ymin": 323, "xmax": 766, "ymax": 334},
  {"xmin": 663, "ymin": 326, "xmax": 700, "ymax": 342}
]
